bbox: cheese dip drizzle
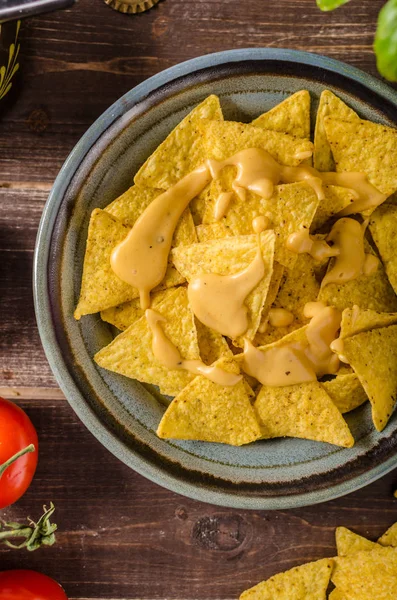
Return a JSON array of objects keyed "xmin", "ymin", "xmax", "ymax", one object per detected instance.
[
  {"xmin": 287, "ymin": 218, "xmax": 379, "ymax": 286},
  {"xmin": 207, "ymin": 148, "xmax": 386, "ymax": 217},
  {"xmin": 241, "ymin": 302, "xmax": 341, "ymax": 387},
  {"xmin": 145, "ymin": 309, "xmax": 242, "ymax": 386},
  {"xmin": 188, "ymin": 222, "xmax": 272, "ymax": 339},
  {"xmin": 111, "ymin": 165, "xmax": 211, "ymax": 309}
]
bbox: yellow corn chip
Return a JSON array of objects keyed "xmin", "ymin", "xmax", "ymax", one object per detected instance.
[
  {"xmin": 324, "ymin": 116, "xmax": 397, "ymax": 197},
  {"xmin": 200, "ymin": 119, "xmax": 314, "ymax": 166},
  {"xmin": 336, "ymin": 527, "xmax": 378, "ymax": 556},
  {"xmin": 314, "ymin": 90, "xmax": 359, "ymax": 172},
  {"xmin": 332, "ymin": 546, "xmax": 397, "ymax": 600},
  {"xmin": 239, "ymin": 558, "xmax": 333, "ymax": 600},
  {"xmin": 101, "ymin": 289, "xmax": 173, "ymax": 331},
  {"xmin": 318, "ymin": 241, "xmax": 397, "ymax": 313},
  {"xmin": 378, "ymin": 523, "xmax": 397, "ymax": 547},
  {"xmin": 328, "ymin": 590, "xmax": 344, "ymax": 600},
  {"xmin": 105, "ymin": 185, "xmax": 197, "ymax": 247},
  {"xmin": 203, "ymin": 181, "xmax": 319, "ymax": 269},
  {"xmin": 254, "ymin": 381, "xmax": 354, "ymax": 447},
  {"xmin": 189, "ymin": 185, "xmax": 211, "ymax": 226},
  {"xmin": 257, "ymin": 261, "xmax": 285, "ymax": 327},
  {"xmin": 322, "ymin": 373, "xmax": 367, "ymax": 414},
  {"xmin": 196, "ymin": 221, "xmax": 232, "ymax": 242},
  {"xmin": 255, "ymin": 324, "xmax": 309, "ymax": 352},
  {"xmin": 340, "ymin": 306, "xmax": 397, "ymax": 340},
  {"xmin": 74, "ymin": 209, "xmax": 184, "ymax": 319},
  {"xmin": 157, "ymin": 356, "xmax": 261, "ymax": 446},
  {"xmin": 311, "ymin": 185, "xmax": 356, "ymax": 232},
  {"xmin": 255, "ymin": 254, "xmax": 319, "ymax": 346},
  {"xmin": 134, "ymin": 95, "xmax": 223, "ymax": 189},
  {"xmin": 342, "ymin": 324, "xmax": 397, "ymax": 431},
  {"xmin": 252, "ymin": 90, "xmax": 311, "ymax": 139},
  {"xmin": 171, "ymin": 232, "xmax": 275, "ymax": 343},
  {"xmin": 94, "ymin": 287, "xmax": 200, "ymax": 397},
  {"xmin": 370, "ymin": 203, "xmax": 397, "ymax": 295},
  {"xmin": 105, "ymin": 184, "xmax": 160, "ymax": 224},
  {"xmin": 195, "ymin": 319, "xmax": 231, "ymax": 365}
]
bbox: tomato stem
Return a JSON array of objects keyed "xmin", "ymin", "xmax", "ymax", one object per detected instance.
[
  {"xmin": 0, "ymin": 444, "xmax": 36, "ymax": 478},
  {"xmin": 0, "ymin": 502, "xmax": 57, "ymax": 551}
]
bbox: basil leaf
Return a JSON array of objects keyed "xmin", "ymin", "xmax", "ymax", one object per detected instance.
[
  {"xmin": 374, "ymin": 0, "xmax": 397, "ymax": 82},
  {"xmin": 316, "ymin": 0, "xmax": 351, "ymax": 11}
]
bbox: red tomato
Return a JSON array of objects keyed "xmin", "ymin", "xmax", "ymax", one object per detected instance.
[
  {"xmin": 0, "ymin": 570, "xmax": 67, "ymax": 600},
  {"xmin": 0, "ymin": 398, "xmax": 38, "ymax": 509}
]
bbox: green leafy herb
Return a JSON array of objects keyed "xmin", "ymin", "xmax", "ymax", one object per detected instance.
[
  {"xmin": 374, "ymin": 0, "xmax": 397, "ymax": 82},
  {"xmin": 316, "ymin": 0, "xmax": 351, "ymax": 11},
  {"xmin": 0, "ymin": 503, "xmax": 57, "ymax": 551}
]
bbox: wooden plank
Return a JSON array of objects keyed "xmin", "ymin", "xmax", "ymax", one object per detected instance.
[
  {"xmin": 0, "ymin": 386, "xmax": 65, "ymax": 400},
  {"xmin": 0, "ymin": 397, "xmax": 396, "ymax": 600},
  {"xmin": 0, "ymin": 187, "xmax": 56, "ymax": 387}
]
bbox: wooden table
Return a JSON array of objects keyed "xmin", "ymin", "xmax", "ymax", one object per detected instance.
[{"xmin": 1, "ymin": 1, "xmax": 396, "ymax": 598}]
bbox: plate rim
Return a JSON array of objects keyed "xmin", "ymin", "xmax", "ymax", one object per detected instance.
[{"xmin": 33, "ymin": 48, "xmax": 397, "ymax": 509}]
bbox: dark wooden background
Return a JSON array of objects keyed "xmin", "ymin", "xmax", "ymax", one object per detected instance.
[{"xmin": 1, "ymin": 1, "xmax": 397, "ymax": 598}]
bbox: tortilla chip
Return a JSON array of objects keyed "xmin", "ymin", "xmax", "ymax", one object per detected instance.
[
  {"xmin": 340, "ymin": 306, "xmax": 397, "ymax": 340},
  {"xmin": 342, "ymin": 324, "xmax": 397, "ymax": 431},
  {"xmin": 157, "ymin": 357, "xmax": 261, "ymax": 446},
  {"xmin": 314, "ymin": 90, "xmax": 359, "ymax": 172},
  {"xmin": 322, "ymin": 373, "xmax": 367, "ymax": 414},
  {"xmin": 378, "ymin": 523, "xmax": 397, "ymax": 547},
  {"xmin": 311, "ymin": 185, "xmax": 357, "ymax": 232},
  {"xmin": 257, "ymin": 262, "xmax": 285, "ymax": 331},
  {"xmin": 189, "ymin": 185, "xmax": 211, "ymax": 226},
  {"xmin": 255, "ymin": 254, "xmax": 319, "ymax": 346},
  {"xmin": 106, "ymin": 185, "xmax": 197, "ymax": 246},
  {"xmin": 336, "ymin": 527, "xmax": 378, "ymax": 556},
  {"xmin": 252, "ymin": 90, "xmax": 311, "ymax": 139},
  {"xmin": 327, "ymin": 591, "xmax": 344, "ymax": 600},
  {"xmin": 134, "ymin": 95, "xmax": 223, "ymax": 189},
  {"xmin": 239, "ymin": 558, "xmax": 333, "ymax": 600},
  {"xmin": 256, "ymin": 325, "xmax": 309, "ymax": 352},
  {"xmin": 254, "ymin": 381, "xmax": 354, "ymax": 447},
  {"xmin": 171, "ymin": 232, "xmax": 275, "ymax": 343},
  {"xmin": 196, "ymin": 221, "xmax": 232, "ymax": 242},
  {"xmin": 94, "ymin": 287, "xmax": 200, "ymax": 397},
  {"xmin": 105, "ymin": 184, "xmax": 161, "ymax": 224},
  {"xmin": 101, "ymin": 289, "xmax": 172, "ymax": 331},
  {"xmin": 332, "ymin": 547, "xmax": 397, "ymax": 599},
  {"xmin": 370, "ymin": 203, "xmax": 397, "ymax": 295},
  {"xmin": 203, "ymin": 181, "xmax": 319, "ymax": 269},
  {"xmin": 195, "ymin": 319, "xmax": 231, "ymax": 365},
  {"xmin": 318, "ymin": 241, "xmax": 397, "ymax": 313},
  {"xmin": 200, "ymin": 119, "xmax": 314, "ymax": 166},
  {"xmin": 74, "ymin": 209, "xmax": 184, "ymax": 319},
  {"xmin": 324, "ymin": 117, "xmax": 397, "ymax": 197}
]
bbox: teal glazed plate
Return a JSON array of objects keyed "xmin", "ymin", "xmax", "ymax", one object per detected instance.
[{"xmin": 34, "ymin": 49, "xmax": 397, "ymax": 509}]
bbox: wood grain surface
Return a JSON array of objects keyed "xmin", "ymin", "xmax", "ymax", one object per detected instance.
[{"xmin": 1, "ymin": 0, "xmax": 397, "ymax": 598}]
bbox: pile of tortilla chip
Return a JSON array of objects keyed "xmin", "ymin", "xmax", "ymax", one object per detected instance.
[
  {"xmin": 74, "ymin": 90, "xmax": 397, "ymax": 447},
  {"xmin": 240, "ymin": 521, "xmax": 397, "ymax": 599}
]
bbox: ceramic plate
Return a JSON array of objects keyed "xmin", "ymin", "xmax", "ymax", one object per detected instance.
[{"xmin": 34, "ymin": 49, "xmax": 397, "ymax": 509}]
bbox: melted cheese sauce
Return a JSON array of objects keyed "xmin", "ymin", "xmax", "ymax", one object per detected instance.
[
  {"xmin": 241, "ymin": 303, "xmax": 341, "ymax": 386},
  {"xmin": 111, "ymin": 165, "xmax": 211, "ymax": 309},
  {"xmin": 146, "ymin": 309, "xmax": 242, "ymax": 386}
]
